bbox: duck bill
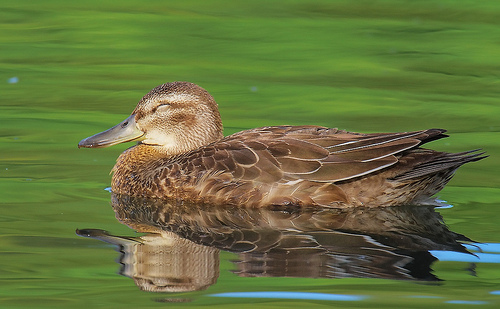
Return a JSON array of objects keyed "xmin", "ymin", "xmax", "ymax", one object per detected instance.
[{"xmin": 78, "ymin": 114, "xmax": 144, "ymax": 148}]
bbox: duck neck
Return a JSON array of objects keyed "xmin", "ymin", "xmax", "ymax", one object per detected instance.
[
  {"xmin": 111, "ymin": 144, "xmax": 168, "ymax": 196},
  {"xmin": 110, "ymin": 127, "xmax": 224, "ymax": 196}
]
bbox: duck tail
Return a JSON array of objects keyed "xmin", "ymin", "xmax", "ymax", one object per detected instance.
[{"xmin": 393, "ymin": 149, "xmax": 487, "ymax": 181}]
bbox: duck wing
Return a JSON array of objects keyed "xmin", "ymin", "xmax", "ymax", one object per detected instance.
[{"xmin": 183, "ymin": 126, "xmax": 447, "ymax": 184}]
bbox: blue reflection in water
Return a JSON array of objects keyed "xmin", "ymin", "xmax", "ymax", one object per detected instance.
[
  {"xmin": 464, "ymin": 243, "xmax": 500, "ymax": 253},
  {"xmin": 490, "ymin": 291, "xmax": 500, "ymax": 295},
  {"xmin": 430, "ymin": 250, "xmax": 500, "ymax": 263},
  {"xmin": 445, "ymin": 300, "xmax": 488, "ymax": 305},
  {"xmin": 210, "ymin": 291, "xmax": 367, "ymax": 301}
]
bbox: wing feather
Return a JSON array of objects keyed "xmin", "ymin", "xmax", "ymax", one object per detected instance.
[{"xmin": 179, "ymin": 126, "xmax": 445, "ymax": 185}]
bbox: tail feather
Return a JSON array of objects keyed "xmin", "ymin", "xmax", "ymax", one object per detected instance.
[{"xmin": 394, "ymin": 149, "xmax": 487, "ymax": 181}]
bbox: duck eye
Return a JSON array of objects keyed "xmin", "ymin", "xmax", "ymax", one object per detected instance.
[{"xmin": 154, "ymin": 103, "xmax": 171, "ymax": 112}]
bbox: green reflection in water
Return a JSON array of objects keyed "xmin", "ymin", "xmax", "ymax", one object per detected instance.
[{"xmin": 1, "ymin": 0, "xmax": 499, "ymax": 308}]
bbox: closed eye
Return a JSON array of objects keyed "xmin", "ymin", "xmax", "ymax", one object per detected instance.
[{"xmin": 153, "ymin": 103, "xmax": 171, "ymax": 112}]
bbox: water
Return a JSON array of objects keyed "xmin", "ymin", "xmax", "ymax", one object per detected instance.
[{"xmin": 1, "ymin": 1, "xmax": 499, "ymax": 308}]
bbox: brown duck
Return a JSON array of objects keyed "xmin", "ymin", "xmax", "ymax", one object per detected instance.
[{"xmin": 78, "ymin": 82, "xmax": 485, "ymax": 207}]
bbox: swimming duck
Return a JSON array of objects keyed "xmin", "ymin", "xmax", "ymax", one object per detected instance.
[{"xmin": 79, "ymin": 82, "xmax": 485, "ymax": 207}]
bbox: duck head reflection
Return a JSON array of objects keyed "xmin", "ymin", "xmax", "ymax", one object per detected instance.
[{"xmin": 77, "ymin": 194, "xmax": 473, "ymax": 292}]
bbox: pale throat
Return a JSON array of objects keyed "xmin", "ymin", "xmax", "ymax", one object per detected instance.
[
  {"xmin": 141, "ymin": 132, "xmax": 184, "ymax": 153},
  {"xmin": 141, "ymin": 130, "xmax": 214, "ymax": 157}
]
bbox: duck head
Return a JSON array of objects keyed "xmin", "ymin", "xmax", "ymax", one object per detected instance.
[{"xmin": 78, "ymin": 82, "xmax": 224, "ymax": 155}]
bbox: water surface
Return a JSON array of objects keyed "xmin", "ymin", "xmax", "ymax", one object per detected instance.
[{"xmin": 1, "ymin": 1, "xmax": 499, "ymax": 308}]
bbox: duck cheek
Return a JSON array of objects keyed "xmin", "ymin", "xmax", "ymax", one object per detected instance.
[
  {"xmin": 142, "ymin": 131, "xmax": 178, "ymax": 148},
  {"xmin": 171, "ymin": 112, "xmax": 197, "ymax": 128}
]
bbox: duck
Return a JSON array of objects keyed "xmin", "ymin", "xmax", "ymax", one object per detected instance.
[{"xmin": 78, "ymin": 81, "xmax": 485, "ymax": 208}]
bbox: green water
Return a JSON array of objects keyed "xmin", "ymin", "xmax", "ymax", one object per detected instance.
[{"xmin": 1, "ymin": 0, "xmax": 499, "ymax": 308}]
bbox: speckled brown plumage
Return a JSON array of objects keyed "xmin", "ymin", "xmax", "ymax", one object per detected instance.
[{"xmin": 79, "ymin": 81, "xmax": 486, "ymax": 207}]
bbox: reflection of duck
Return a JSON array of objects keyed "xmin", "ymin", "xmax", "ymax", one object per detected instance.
[
  {"xmin": 77, "ymin": 229, "xmax": 219, "ymax": 293},
  {"xmin": 79, "ymin": 82, "xmax": 485, "ymax": 207},
  {"xmin": 76, "ymin": 194, "xmax": 474, "ymax": 292}
]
